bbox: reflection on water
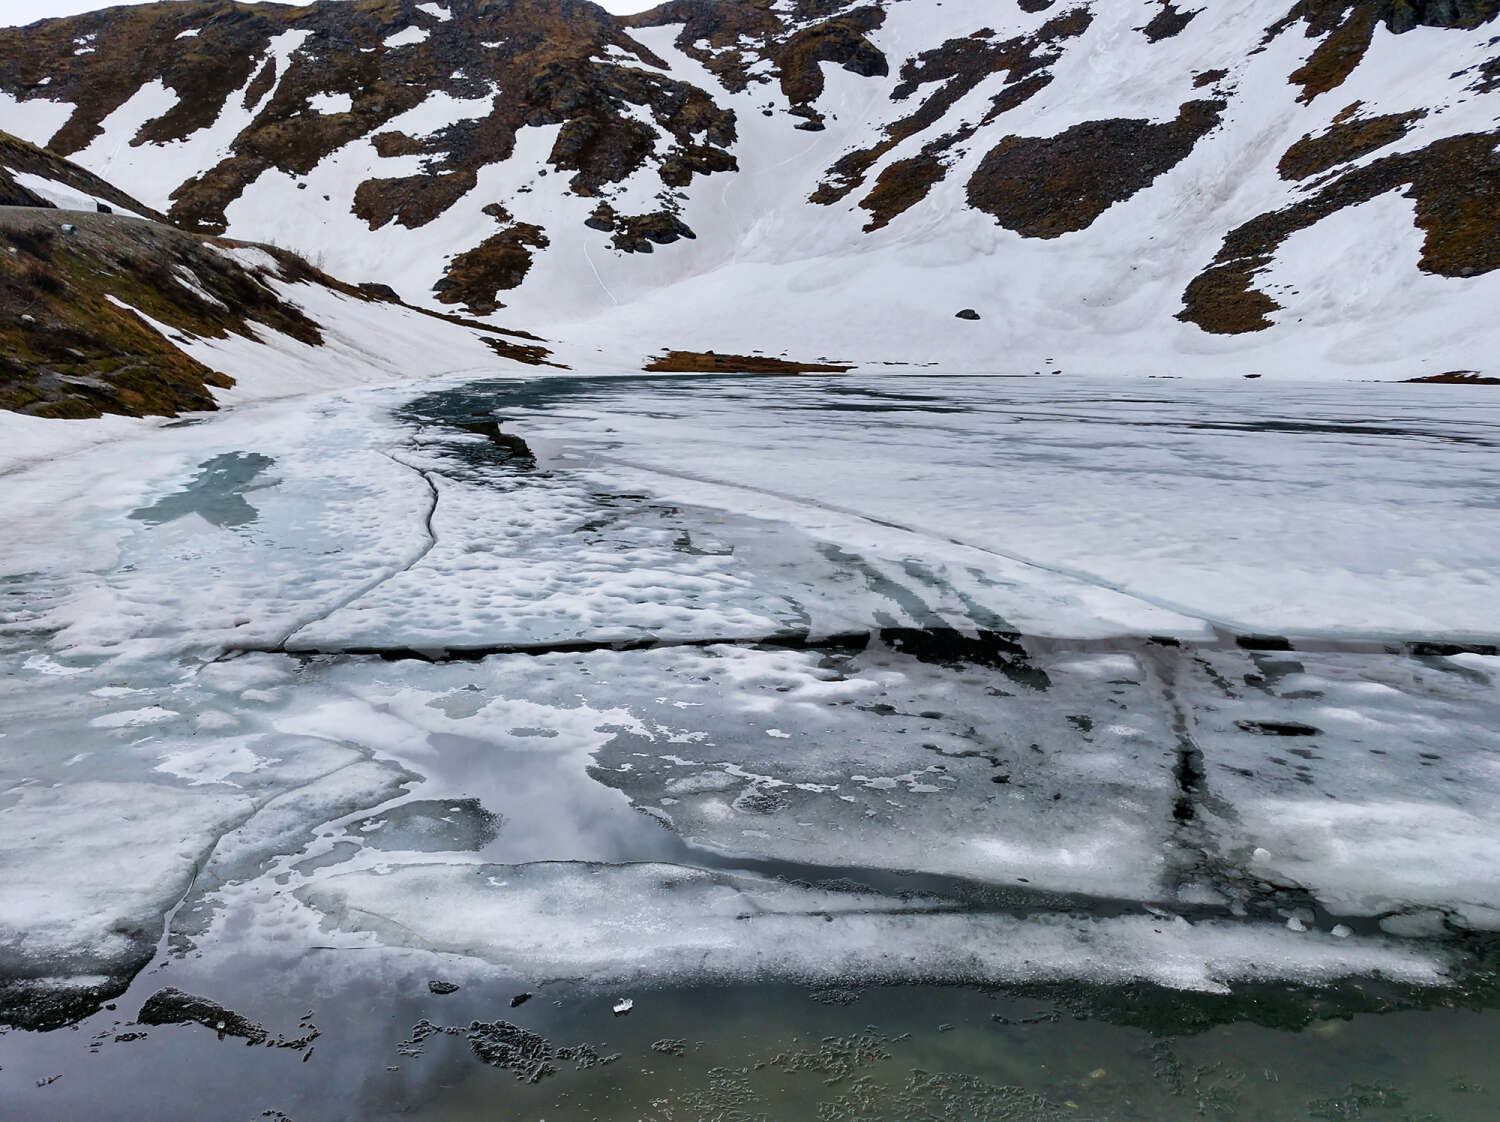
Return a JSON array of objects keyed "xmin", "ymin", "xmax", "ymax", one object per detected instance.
[{"xmin": 6, "ymin": 966, "xmax": 1499, "ymax": 1121}]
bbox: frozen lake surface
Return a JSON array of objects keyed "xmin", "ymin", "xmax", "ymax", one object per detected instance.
[{"xmin": 2, "ymin": 374, "xmax": 1500, "ymax": 1119}]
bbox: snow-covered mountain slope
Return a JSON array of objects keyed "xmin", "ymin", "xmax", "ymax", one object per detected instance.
[
  {"xmin": 0, "ymin": 0, "xmax": 1497, "ymax": 378},
  {"xmin": 1, "ymin": 128, "xmax": 559, "ymax": 430}
]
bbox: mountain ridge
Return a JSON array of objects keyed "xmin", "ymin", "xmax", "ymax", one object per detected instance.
[{"xmin": 0, "ymin": 0, "xmax": 1497, "ymax": 380}]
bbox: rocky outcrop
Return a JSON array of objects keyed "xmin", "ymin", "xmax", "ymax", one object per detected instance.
[
  {"xmin": 611, "ymin": 210, "xmax": 695, "ymax": 253},
  {"xmin": 1180, "ymin": 128, "xmax": 1500, "ymax": 333},
  {"xmin": 1269, "ymin": 0, "xmax": 1500, "ymax": 102},
  {"xmin": 643, "ymin": 350, "xmax": 852, "ymax": 373},
  {"xmin": 1141, "ymin": 1, "xmax": 1200, "ymax": 42},
  {"xmin": 432, "ymin": 221, "xmax": 550, "ymax": 315},
  {"xmin": 0, "ymin": 130, "xmax": 165, "ymax": 219},
  {"xmin": 0, "ymin": 207, "xmax": 320, "ymax": 417},
  {"xmin": 810, "ymin": 7, "xmax": 1093, "ymax": 224},
  {"xmin": 1277, "ymin": 106, "xmax": 1426, "ymax": 181},
  {"xmin": 967, "ymin": 99, "xmax": 1226, "ymax": 239},
  {"xmin": 625, "ymin": 0, "xmax": 888, "ymax": 113}
]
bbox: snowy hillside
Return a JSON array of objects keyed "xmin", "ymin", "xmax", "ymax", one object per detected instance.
[
  {"xmin": 1, "ymin": 126, "xmax": 565, "ymax": 457},
  {"xmin": 1, "ymin": 0, "xmax": 1496, "ymax": 378}
]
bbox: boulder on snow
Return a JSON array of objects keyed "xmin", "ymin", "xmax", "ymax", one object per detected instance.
[{"xmin": 955, "ymin": 308, "xmax": 981, "ymax": 320}]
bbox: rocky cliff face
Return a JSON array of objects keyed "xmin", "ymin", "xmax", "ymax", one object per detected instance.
[{"xmin": 1, "ymin": 0, "xmax": 1497, "ymax": 378}]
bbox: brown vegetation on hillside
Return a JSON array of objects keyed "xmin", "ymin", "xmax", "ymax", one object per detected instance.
[
  {"xmin": 1277, "ymin": 106, "xmax": 1426, "ymax": 181},
  {"xmin": 644, "ymin": 350, "xmax": 852, "ymax": 373},
  {"xmin": 0, "ymin": 131, "xmax": 166, "ymax": 220},
  {"xmin": 1180, "ymin": 128, "xmax": 1500, "ymax": 333},
  {"xmin": 810, "ymin": 7, "xmax": 1092, "ymax": 228},
  {"xmin": 967, "ymin": 99, "xmax": 1225, "ymax": 238},
  {"xmin": 1266, "ymin": 0, "xmax": 1500, "ymax": 102},
  {"xmin": 0, "ymin": 207, "xmax": 323, "ymax": 417}
]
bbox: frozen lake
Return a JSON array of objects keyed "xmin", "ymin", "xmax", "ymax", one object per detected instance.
[{"xmin": 2, "ymin": 374, "xmax": 1500, "ymax": 1119}]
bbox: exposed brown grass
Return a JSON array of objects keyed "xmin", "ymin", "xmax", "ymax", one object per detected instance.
[
  {"xmin": 1278, "ymin": 110, "xmax": 1425, "ymax": 180},
  {"xmin": 0, "ymin": 206, "xmax": 328, "ymax": 417},
  {"xmin": 0, "ymin": 0, "xmax": 742, "ymax": 240},
  {"xmin": 809, "ymin": 7, "xmax": 1092, "ymax": 217},
  {"xmin": 967, "ymin": 99, "xmax": 1225, "ymax": 239},
  {"xmin": 644, "ymin": 350, "xmax": 852, "ymax": 374},
  {"xmin": 1405, "ymin": 370, "xmax": 1500, "ymax": 384},
  {"xmin": 0, "ymin": 130, "xmax": 165, "ymax": 220},
  {"xmin": 1267, "ymin": 1, "xmax": 1500, "ymax": 103},
  {"xmin": 432, "ymin": 222, "xmax": 549, "ymax": 316}
]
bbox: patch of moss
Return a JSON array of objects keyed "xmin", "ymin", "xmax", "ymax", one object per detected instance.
[
  {"xmin": 1266, "ymin": 1, "xmax": 1500, "ymax": 103},
  {"xmin": 859, "ymin": 149, "xmax": 950, "ymax": 231},
  {"xmin": 353, "ymin": 170, "xmax": 477, "ymax": 230},
  {"xmin": 773, "ymin": 6, "xmax": 887, "ymax": 110},
  {"xmin": 432, "ymin": 222, "xmax": 549, "ymax": 315},
  {"xmin": 809, "ymin": 8, "xmax": 1091, "ymax": 211}
]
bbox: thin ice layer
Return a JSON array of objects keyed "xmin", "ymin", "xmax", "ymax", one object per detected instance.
[
  {"xmin": 583, "ymin": 643, "xmax": 1182, "ymax": 903},
  {"xmin": 0, "ymin": 781, "xmax": 250, "ymax": 978},
  {"xmin": 0, "ymin": 393, "xmax": 434, "ymax": 659},
  {"xmin": 0, "ymin": 646, "xmax": 414, "ymax": 1024}
]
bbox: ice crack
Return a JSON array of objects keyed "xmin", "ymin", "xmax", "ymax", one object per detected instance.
[{"xmin": 273, "ymin": 451, "xmax": 441, "ymax": 652}]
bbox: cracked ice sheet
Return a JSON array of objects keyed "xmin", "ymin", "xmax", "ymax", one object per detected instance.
[
  {"xmin": 271, "ymin": 640, "xmax": 1500, "ymax": 947},
  {"xmin": 294, "ymin": 454, "xmax": 793, "ymax": 650},
  {"xmin": 582, "ymin": 643, "xmax": 1186, "ymax": 903},
  {"xmin": 0, "ymin": 393, "xmax": 433, "ymax": 660},
  {"xmin": 1185, "ymin": 648, "xmax": 1500, "ymax": 931},
  {"xmin": 294, "ymin": 395, "xmax": 1207, "ymax": 650},
  {"xmin": 296, "ymin": 860, "xmax": 1446, "ymax": 995},
  {"xmin": 499, "ymin": 375, "xmax": 1500, "ymax": 640},
  {"xmin": 0, "ymin": 648, "xmax": 413, "ymax": 1021},
  {"xmin": 278, "ymin": 642, "xmax": 1182, "ymax": 902}
]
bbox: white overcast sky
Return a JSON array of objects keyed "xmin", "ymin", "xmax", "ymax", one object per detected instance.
[{"xmin": 4, "ymin": 0, "xmax": 655, "ymax": 27}]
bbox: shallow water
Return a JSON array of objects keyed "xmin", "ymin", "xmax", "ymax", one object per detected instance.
[{"xmin": 5, "ymin": 968, "xmax": 1500, "ymax": 1120}]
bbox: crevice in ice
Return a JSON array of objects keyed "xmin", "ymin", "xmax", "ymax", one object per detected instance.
[
  {"xmin": 222, "ymin": 627, "xmax": 1050, "ymax": 671},
  {"xmin": 157, "ymin": 848, "xmax": 210, "ymax": 962},
  {"xmin": 271, "ymin": 451, "xmax": 441, "ymax": 653},
  {"xmin": 218, "ymin": 626, "xmax": 1500, "ymax": 666}
]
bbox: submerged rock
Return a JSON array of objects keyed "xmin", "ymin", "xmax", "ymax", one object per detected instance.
[
  {"xmin": 467, "ymin": 1019, "xmax": 556, "ymax": 1083},
  {"xmin": 137, "ymin": 987, "xmax": 268, "ymax": 1043}
]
